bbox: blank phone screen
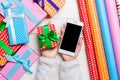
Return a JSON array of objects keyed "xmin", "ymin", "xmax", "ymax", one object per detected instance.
[{"xmin": 60, "ymin": 23, "xmax": 82, "ymax": 52}]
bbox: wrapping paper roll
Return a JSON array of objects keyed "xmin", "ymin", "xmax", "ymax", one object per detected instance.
[
  {"xmin": 95, "ymin": 0, "xmax": 119, "ymax": 80},
  {"xmin": 77, "ymin": 0, "xmax": 99, "ymax": 80},
  {"xmin": 85, "ymin": 0, "xmax": 109, "ymax": 79},
  {"xmin": 105, "ymin": 0, "xmax": 120, "ymax": 79},
  {"xmin": 116, "ymin": 0, "xmax": 120, "ymax": 22}
]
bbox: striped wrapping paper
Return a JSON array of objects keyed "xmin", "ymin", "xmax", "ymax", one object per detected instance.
[
  {"xmin": 116, "ymin": 0, "xmax": 120, "ymax": 22},
  {"xmin": 105, "ymin": 0, "xmax": 120, "ymax": 79},
  {"xmin": 77, "ymin": 0, "xmax": 99, "ymax": 80},
  {"xmin": 95, "ymin": 0, "xmax": 119, "ymax": 79},
  {"xmin": 0, "ymin": 45, "xmax": 39, "ymax": 80},
  {"xmin": 85, "ymin": 0, "xmax": 109, "ymax": 79}
]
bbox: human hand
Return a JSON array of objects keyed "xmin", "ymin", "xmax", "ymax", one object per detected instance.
[
  {"xmin": 59, "ymin": 25, "xmax": 83, "ymax": 61},
  {"xmin": 40, "ymin": 48, "xmax": 58, "ymax": 58}
]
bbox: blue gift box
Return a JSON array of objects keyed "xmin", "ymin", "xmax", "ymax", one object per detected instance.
[{"xmin": 4, "ymin": 7, "xmax": 29, "ymax": 45}]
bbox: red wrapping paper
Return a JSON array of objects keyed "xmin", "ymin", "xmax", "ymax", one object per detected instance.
[
  {"xmin": 0, "ymin": 14, "xmax": 22, "ymax": 67},
  {"xmin": 77, "ymin": 0, "xmax": 99, "ymax": 79},
  {"xmin": 0, "ymin": 29, "xmax": 22, "ymax": 56}
]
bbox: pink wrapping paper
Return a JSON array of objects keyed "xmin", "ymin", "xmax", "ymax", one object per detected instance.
[
  {"xmin": 0, "ymin": 0, "xmax": 47, "ymax": 33},
  {"xmin": 105, "ymin": 0, "xmax": 120, "ymax": 78},
  {"xmin": 0, "ymin": 45, "xmax": 39, "ymax": 80}
]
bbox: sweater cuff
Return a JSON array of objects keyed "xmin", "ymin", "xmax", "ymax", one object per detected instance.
[
  {"xmin": 60, "ymin": 59, "xmax": 80, "ymax": 68},
  {"xmin": 39, "ymin": 57, "xmax": 60, "ymax": 66}
]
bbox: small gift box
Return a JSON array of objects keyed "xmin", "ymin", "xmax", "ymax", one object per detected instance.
[
  {"xmin": 37, "ymin": 24, "xmax": 59, "ymax": 50},
  {"xmin": 0, "ymin": 45, "xmax": 39, "ymax": 80},
  {"xmin": 34, "ymin": 0, "xmax": 65, "ymax": 17},
  {"xmin": 0, "ymin": 29, "xmax": 22, "ymax": 67},
  {"xmin": 0, "ymin": 0, "xmax": 47, "ymax": 33},
  {"xmin": 4, "ymin": 7, "xmax": 29, "ymax": 45}
]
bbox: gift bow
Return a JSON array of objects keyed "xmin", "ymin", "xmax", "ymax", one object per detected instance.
[
  {"xmin": 0, "ymin": 0, "xmax": 12, "ymax": 11},
  {"xmin": 38, "ymin": 31, "xmax": 59, "ymax": 48},
  {"xmin": 34, "ymin": 0, "xmax": 59, "ymax": 11},
  {"xmin": 5, "ymin": 54, "xmax": 32, "ymax": 73}
]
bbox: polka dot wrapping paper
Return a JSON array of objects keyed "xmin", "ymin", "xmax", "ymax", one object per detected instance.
[
  {"xmin": 0, "ymin": 14, "xmax": 4, "ymax": 23},
  {"xmin": 95, "ymin": 0, "xmax": 119, "ymax": 79},
  {"xmin": 105, "ymin": 0, "xmax": 120, "ymax": 79},
  {"xmin": 77, "ymin": 0, "xmax": 99, "ymax": 80},
  {"xmin": 34, "ymin": 0, "xmax": 65, "ymax": 17},
  {"xmin": 37, "ymin": 24, "xmax": 59, "ymax": 50},
  {"xmin": 0, "ymin": 29, "xmax": 22, "ymax": 67},
  {"xmin": 116, "ymin": 0, "xmax": 120, "ymax": 23},
  {"xmin": 85, "ymin": 0, "xmax": 110, "ymax": 79}
]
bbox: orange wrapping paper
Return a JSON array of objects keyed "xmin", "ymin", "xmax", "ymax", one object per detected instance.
[
  {"xmin": 77, "ymin": 0, "xmax": 99, "ymax": 79},
  {"xmin": 85, "ymin": 0, "xmax": 109, "ymax": 79},
  {"xmin": 36, "ymin": 0, "xmax": 65, "ymax": 17}
]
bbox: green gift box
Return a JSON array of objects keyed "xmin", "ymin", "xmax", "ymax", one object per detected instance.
[{"xmin": 37, "ymin": 24, "xmax": 59, "ymax": 50}]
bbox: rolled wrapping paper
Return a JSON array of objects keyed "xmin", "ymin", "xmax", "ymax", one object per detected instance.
[
  {"xmin": 105, "ymin": 0, "xmax": 120, "ymax": 79},
  {"xmin": 85, "ymin": 0, "xmax": 109, "ymax": 79},
  {"xmin": 77, "ymin": 0, "xmax": 99, "ymax": 80},
  {"xmin": 96, "ymin": 0, "xmax": 119, "ymax": 80},
  {"xmin": 116, "ymin": 0, "xmax": 120, "ymax": 22}
]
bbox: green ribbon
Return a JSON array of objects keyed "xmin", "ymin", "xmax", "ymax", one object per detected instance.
[
  {"xmin": 38, "ymin": 25, "xmax": 59, "ymax": 49},
  {"xmin": 0, "ymin": 39, "xmax": 14, "ymax": 56},
  {"xmin": 0, "ymin": 21, "xmax": 6, "ymax": 31}
]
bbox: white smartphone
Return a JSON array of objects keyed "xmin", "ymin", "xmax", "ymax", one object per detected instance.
[{"xmin": 59, "ymin": 19, "xmax": 83, "ymax": 56}]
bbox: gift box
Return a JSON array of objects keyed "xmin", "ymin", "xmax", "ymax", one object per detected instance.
[
  {"xmin": 4, "ymin": 7, "xmax": 29, "ymax": 45},
  {"xmin": 0, "ymin": 45, "xmax": 39, "ymax": 80},
  {"xmin": 0, "ymin": 29, "xmax": 22, "ymax": 67},
  {"xmin": 34, "ymin": 0, "xmax": 65, "ymax": 17},
  {"xmin": 0, "ymin": 0, "xmax": 47, "ymax": 33},
  {"xmin": 0, "ymin": 14, "xmax": 22, "ymax": 67},
  {"xmin": 37, "ymin": 24, "xmax": 59, "ymax": 50}
]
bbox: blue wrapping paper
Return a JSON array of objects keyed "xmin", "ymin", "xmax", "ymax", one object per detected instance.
[
  {"xmin": 4, "ymin": 7, "xmax": 29, "ymax": 45},
  {"xmin": 95, "ymin": 0, "xmax": 119, "ymax": 79}
]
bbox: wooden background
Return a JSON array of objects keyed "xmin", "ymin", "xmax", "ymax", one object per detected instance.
[{"xmin": 20, "ymin": 0, "xmax": 90, "ymax": 80}]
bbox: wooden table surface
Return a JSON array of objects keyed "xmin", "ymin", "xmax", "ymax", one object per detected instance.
[{"xmin": 20, "ymin": 0, "xmax": 90, "ymax": 80}]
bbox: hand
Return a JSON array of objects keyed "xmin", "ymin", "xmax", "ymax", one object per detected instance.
[
  {"xmin": 40, "ymin": 48, "xmax": 58, "ymax": 58},
  {"xmin": 59, "ymin": 25, "xmax": 83, "ymax": 61}
]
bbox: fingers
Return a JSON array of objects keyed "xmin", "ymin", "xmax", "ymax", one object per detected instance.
[
  {"xmin": 48, "ymin": 21, "xmax": 51, "ymax": 25},
  {"xmin": 75, "ymin": 37, "xmax": 83, "ymax": 56},
  {"xmin": 77, "ymin": 37, "xmax": 83, "ymax": 50},
  {"xmin": 59, "ymin": 24, "xmax": 66, "ymax": 40}
]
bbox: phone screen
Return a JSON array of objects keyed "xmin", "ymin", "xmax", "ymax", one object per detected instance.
[{"xmin": 60, "ymin": 23, "xmax": 82, "ymax": 52}]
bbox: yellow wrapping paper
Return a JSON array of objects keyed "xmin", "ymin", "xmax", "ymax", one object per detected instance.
[
  {"xmin": 37, "ymin": 0, "xmax": 65, "ymax": 17},
  {"xmin": 85, "ymin": 0, "xmax": 109, "ymax": 79}
]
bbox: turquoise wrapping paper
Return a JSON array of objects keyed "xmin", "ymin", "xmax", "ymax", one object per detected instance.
[{"xmin": 95, "ymin": 0, "xmax": 119, "ymax": 79}]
